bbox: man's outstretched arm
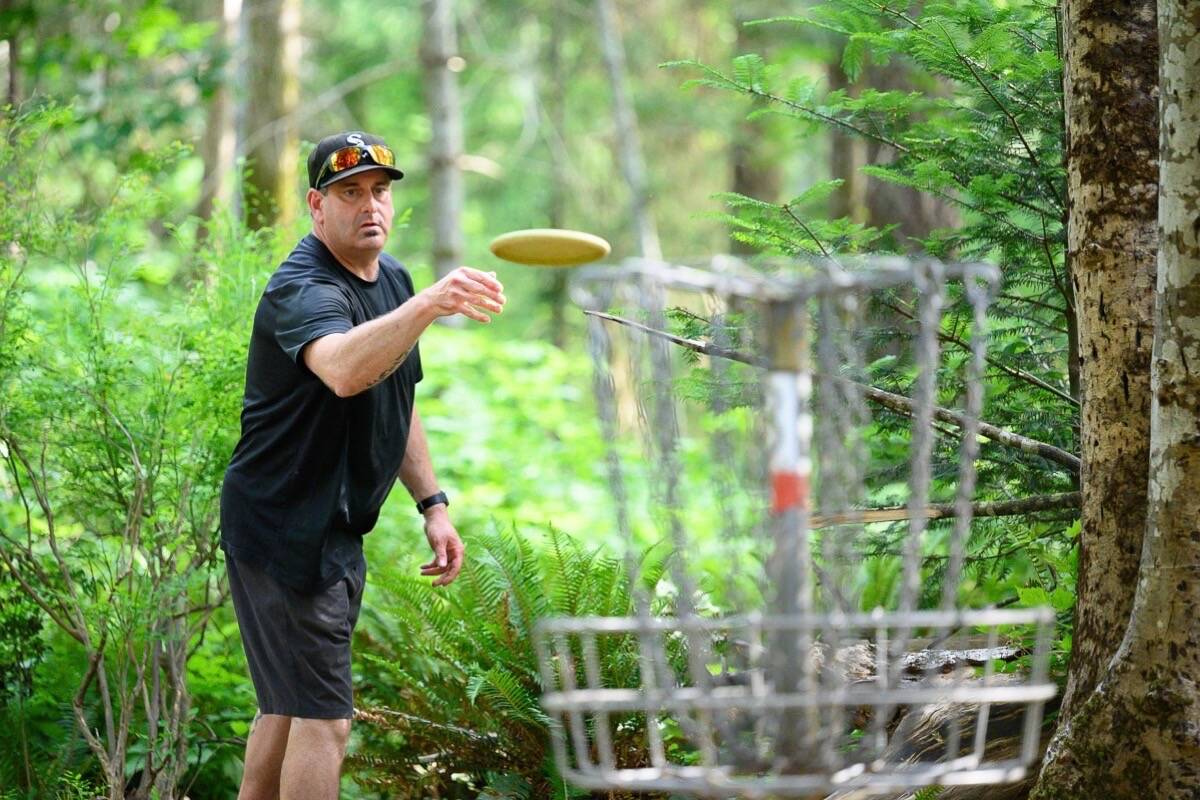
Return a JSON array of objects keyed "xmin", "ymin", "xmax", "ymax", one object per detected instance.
[
  {"xmin": 399, "ymin": 408, "xmax": 464, "ymax": 587},
  {"xmin": 304, "ymin": 267, "xmax": 505, "ymax": 398}
]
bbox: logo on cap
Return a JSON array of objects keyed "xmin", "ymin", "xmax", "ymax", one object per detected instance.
[{"xmin": 347, "ymin": 133, "xmax": 365, "ymax": 146}]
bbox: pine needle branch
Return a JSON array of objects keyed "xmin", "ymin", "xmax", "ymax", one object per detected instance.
[
  {"xmin": 935, "ymin": 22, "xmax": 1065, "ymax": 209},
  {"xmin": 879, "ymin": 297, "xmax": 1077, "ymax": 405}
]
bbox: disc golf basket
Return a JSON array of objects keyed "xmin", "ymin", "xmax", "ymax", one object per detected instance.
[{"xmin": 533, "ymin": 256, "xmax": 1056, "ymax": 798}]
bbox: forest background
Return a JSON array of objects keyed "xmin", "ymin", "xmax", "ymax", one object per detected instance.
[{"xmin": 1, "ymin": 0, "xmax": 1197, "ymax": 798}]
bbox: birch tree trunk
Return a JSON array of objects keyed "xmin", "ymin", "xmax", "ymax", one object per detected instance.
[
  {"xmin": 1030, "ymin": 4, "xmax": 1200, "ymax": 793},
  {"xmin": 420, "ymin": 0, "xmax": 464, "ymax": 283},
  {"xmin": 1042, "ymin": 0, "xmax": 1159, "ymax": 747},
  {"xmin": 595, "ymin": 0, "xmax": 661, "ymax": 260},
  {"xmin": 242, "ymin": 0, "xmax": 300, "ymax": 229}
]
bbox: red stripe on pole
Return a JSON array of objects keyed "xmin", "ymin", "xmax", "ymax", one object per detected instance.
[{"xmin": 771, "ymin": 472, "xmax": 809, "ymax": 514}]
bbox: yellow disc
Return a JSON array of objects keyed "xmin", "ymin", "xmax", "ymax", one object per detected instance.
[{"xmin": 489, "ymin": 228, "xmax": 611, "ymax": 267}]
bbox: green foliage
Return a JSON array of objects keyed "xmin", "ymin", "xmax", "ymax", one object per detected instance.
[
  {"xmin": 0, "ymin": 104, "xmax": 278, "ymax": 798},
  {"xmin": 670, "ymin": 0, "xmax": 1077, "ymax": 615},
  {"xmin": 0, "ymin": 569, "xmax": 44, "ymax": 703},
  {"xmin": 351, "ymin": 526, "xmax": 680, "ymax": 798},
  {"xmin": 0, "ymin": 770, "xmax": 103, "ymax": 800}
]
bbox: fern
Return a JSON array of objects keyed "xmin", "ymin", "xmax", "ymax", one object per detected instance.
[{"xmin": 351, "ymin": 525, "xmax": 680, "ymax": 797}]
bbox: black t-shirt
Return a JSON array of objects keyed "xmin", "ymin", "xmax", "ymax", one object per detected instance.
[{"xmin": 220, "ymin": 234, "xmax": 423, "ymax": 592}]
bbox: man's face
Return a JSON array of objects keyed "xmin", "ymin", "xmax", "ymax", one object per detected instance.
[{"xmin": 309, "ymin": 169, "xmax": 395, "ymax": 260}]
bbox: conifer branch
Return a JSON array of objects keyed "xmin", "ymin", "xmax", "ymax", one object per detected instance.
[
  {"xmin": 867, "ymin": 0, "xmax": 1054, "ymax": 116},
  {"xmin": 584, "ymin": 310, "xmax": 1081, "ymax": 473},
  {"xmin": 879, "ymin": 298, "xmax": 1077, "ymax": 405},
  {"xmin": 781, "ymin": 204, "xmax": 834, "ymax": 258},
  {"xmin": 865, "ymin": 164, "xmax": 1056, "ymax": 247},
  {"xmin": 1040, "ymin": 211, "xmax": 1069, "ymax": 302},
  {"xmin": 717, "ymin": 63, "xmax": 1059, "ymax": 227},
  {"xmin": 997, "ymin": 293, "xmax": 1067, "ymax": 315},
  {"xmin": 755, "ymin": 88, "xmax": 912, "ymax": 155},
  {"xmin": 936, "ymin": 23, "xmax": 1066, "ymax": 210}
]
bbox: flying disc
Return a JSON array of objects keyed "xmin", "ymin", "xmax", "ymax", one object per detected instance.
[{"xmin": 489, "ymin": 228, "xmax": 611, "ymax": 267}]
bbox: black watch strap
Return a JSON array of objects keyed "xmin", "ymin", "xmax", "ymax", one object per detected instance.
[{"xmin": 416, "ymin": 491, "xmax": 449, "ymax": 514}]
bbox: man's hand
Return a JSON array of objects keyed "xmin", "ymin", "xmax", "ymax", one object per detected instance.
[
  {"xmin": 422, "ymin": 267, "xmax": 506, "ymax": 323},
  {"xmin": 420, "ymin": 506, "xmax": 465, "ymax": 586}
]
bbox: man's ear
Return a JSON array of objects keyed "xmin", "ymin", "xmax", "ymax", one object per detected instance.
[{"xmin": 306, "ymin": 187, "xmax": 324, "ymax": 219}]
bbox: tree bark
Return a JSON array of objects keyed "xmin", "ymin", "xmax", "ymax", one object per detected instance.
[
  {"xmin": 1031, "ymin": 3, "xmax": 1200, "ymax": 793},
  {"xmin": 1038, "ymin": 0, "xmax": 1159, "ymax": 762},
  {"xmin": 730, "ymin": 8, "xmax": 785, "ymax": 253},
  {"xmin": 595, "ymin": 0, "xmax": 661, "ymax": 260},
  {"xmin": 241, "ymin": 0, "xmax": 300, "ymax": 230},
  {"xmin": 420, "ymin": 0, "xmax": 464, "ymax": 283}
]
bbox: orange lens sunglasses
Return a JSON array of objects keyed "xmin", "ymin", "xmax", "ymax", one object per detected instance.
[{"xmin": 315, "ymin": 144, "xmax": 396, "ymax": 186}]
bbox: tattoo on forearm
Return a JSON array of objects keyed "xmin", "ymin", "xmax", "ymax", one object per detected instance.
[{"xmin": 366, "ymin": 347, "xmax": 412, "ymax": 388}]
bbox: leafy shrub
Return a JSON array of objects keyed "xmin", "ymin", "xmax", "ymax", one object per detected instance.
[{"xmin": 0, "ymin": 103, "xmax": 278, "ymax": 798}]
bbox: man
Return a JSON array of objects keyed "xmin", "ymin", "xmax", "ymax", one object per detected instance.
[{"xmin": 219, "ymin": 131, "xmax": 506, "ymax": 800}]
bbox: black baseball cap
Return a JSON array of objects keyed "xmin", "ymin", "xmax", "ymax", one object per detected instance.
[{"xmin": 307, "ymin": 131, "xmax": 405, "ymax": 190}]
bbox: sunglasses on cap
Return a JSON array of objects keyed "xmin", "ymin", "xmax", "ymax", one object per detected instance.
[{"xmin": 314, "ymin": 143, "xmax": 397, "ymax": 187}]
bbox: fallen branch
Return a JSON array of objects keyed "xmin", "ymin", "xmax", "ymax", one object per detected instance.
[
  {"xmin": 811, "ymin": 491, "xmax": 1080, "ymax": 528},
  {"xmin": 584, "ymin": 310, "xmax": 1081, "ymax": 474}
]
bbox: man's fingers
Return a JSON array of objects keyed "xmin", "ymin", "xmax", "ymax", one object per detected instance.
[
  {"xmin": 474, "ymin": 294, "xmax": 505, "ymax": 313},
  {"xmin": 460, "ymin": 266, "xmax": 504, "ymax": 292},
  {"xmin": 427, "ymin": 536, "xmax": 464, "ymax": 586},
  {"xmin": 451, "ymin": 269, "xmax": 506, "ymax": 304},
  {"xmin": 444, "ymin": 552, "xmax": 464, "ymax": 584},
  {"xmin": 433, "ymin": 561, "xmax": 460, "ymax": 586},
  {"xmin": 443, "ymin": 540, "xmax": 465, "ymax": 584},
  {"xmin": 433, "ymin": 267, "xmax": 506, "ymax": 323},
  {"xmin": 460, "ymin": 305, "xmax": 492, "ymax": 324}
]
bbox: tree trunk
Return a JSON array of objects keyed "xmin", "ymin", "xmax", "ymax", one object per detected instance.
[
  {"xmin": 241, "ymin": 0, "xmax": 300, "ymax": 230},
  {"xmin": 195, "ymin": 0, "xmax": 241, "ymax": 247},
  {"xmin": 1031, "ymin": 3, "xmax": 1200, "ymax": 793},
  {"xmin": 420, "ymin": 0, "xmax": 464, "ymax": 283},
  {"xmin": 1, "ymin": 0, "xmax": 19, "ymax": 108},
  {"xmin": 861, "ymin": 65, "xmax": 959, "ymax": 247},
  {"xmin": 730, "ymin": 7, "xmax": 786, "ymax": 254},
  {"xmin": 595, "ymin": 0, "xmax": 661, "ymax": 260},
  {"xmin": 544, "ymin": 0, "xmax": 570, "ymax": 347},
  {"xmin": 1036, "ymin": 0, "xmax": 1159, "ymax": 766},
  {"xmin": 826, "ymin": 62, "xmax": 867, "ymax": 226}
]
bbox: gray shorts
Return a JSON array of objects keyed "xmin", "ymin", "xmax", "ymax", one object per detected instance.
[{"xmin": 226, "ymin": 556, "xmax": 366, "ymax": 719}]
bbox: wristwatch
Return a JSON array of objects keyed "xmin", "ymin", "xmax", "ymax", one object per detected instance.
[{"xmin": 416, "ymin": 491, "xmax": 449, "ymax": 514}]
